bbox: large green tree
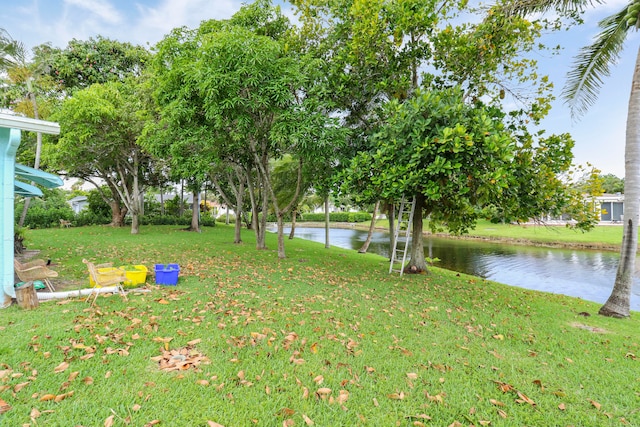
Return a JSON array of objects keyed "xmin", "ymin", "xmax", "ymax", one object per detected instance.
[
  {"xmin": 346, "ymin": 87, "xmax": 586, "ymax": 272},
  {"xmin": 196, "ymin": 24, "xmax": 337, "ymax": 258},
  {"xmin": 47, "ymin": 79, "xmax": 153, "ymax": 233},
  {"xmin": 38, "ymin": 36, "xmax": 149, "ymax": 94},
  {"xmin": 502, "ymin": 0, "xmax": 640, "ymax": 318}
]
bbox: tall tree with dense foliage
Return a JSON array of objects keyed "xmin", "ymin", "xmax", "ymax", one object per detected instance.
[
  {"xmin": 47, "ymin": 79, "xmax": 153, "ymax": 233},
  {"xmin": 37, "ymin": 36, "xmax": 149, "ymax": 94},
  {"xmin": 150, "ymin": 0, "xmax": 340, "ymax": 256},
  {"xmin": 196, "ymin": 24, "xmax": 338, "ymax": 258},
  {"xmin": 502, "ymin": 0, "xmax": 640, "ymax": 318}
]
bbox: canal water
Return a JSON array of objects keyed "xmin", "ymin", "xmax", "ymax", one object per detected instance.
[{"xmin": 273, "ymin": 226, "xmax": 640, "ymax": 311}]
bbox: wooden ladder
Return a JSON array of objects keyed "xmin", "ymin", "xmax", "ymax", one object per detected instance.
[{"xmin": 389, "ymin": 196, "xmax": 416, "ymax": 275}]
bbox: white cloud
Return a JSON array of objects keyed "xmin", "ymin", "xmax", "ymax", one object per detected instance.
[
  {"xmin": 64, "ymin": 0, "xmax": 123, "ymax": 25},
  {"xmin": 131, "ymin": 0, "xmax": 241, "ymax": 47}
]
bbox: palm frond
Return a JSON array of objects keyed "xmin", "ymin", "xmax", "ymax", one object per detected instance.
[
  {"xmin": 562, "ymin": 6, "xmax": 629, "ymax": 119},
  {"xmin": 500, "ymin": 0, "xmax": 601, "ymax": 17},
  {"xmin": 0, "ymin": 28, "xmax": 20, "ymax": 70}
]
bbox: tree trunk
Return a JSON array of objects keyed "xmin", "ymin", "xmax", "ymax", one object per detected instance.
[
  {"xmin": 358, "ymin": 200, "xmax": 380, "ymax": 253},
  {"xmin": 243, "ymin": 212, "xmax": 252, "ymax": 230},
  {"xmin": 129, "ymin": 160, "xmax": 141, "ymax": 235},
  {"xmin": 387, "ymin": 201, "xmax": 395, "ymax": 258},
  {"xmin": 246, "ymin": 173, "xmax": 264, "ymax": 249},
  {"xmin": 234, "ymin": 180, "xmax": 244, "ymax": 244},
  {"xmin": 277, "ymin": 213, "xmax": 286, "ymax": 258},
  {"xmin": 324, "ymin": 195, "xmax": 330, "ymax": 249},
  {"xmin": 257, "ymin": 188, "xmax": 268, "ymax": 249},
  {"xmin": 179, "ymin": 179, "xmax": 184, "ymax": 217},
  {"xmin": 289, "ymin": 209, "xmax": 297, "ymax": 240},
  {"xmin": 408, "ymin": 193, "xmax": 427, "ymax": 273},
  {"xmin": 18, "ymin": 81, "xmax": 41, "ymax": 228},
  {"xmin": 110, "ymin": 201, "xmax": 127, "ymax": 227},
  {"xmin": 599, "ymin": 47, "xmax": 640, "ymax": 318},
  {"xmin": 190, "ymin": 191, "xmax": 200, "ymax": 232},
  {"xmin": 131, "ymin": 212, "xmax": 140, "ymax": 234}
]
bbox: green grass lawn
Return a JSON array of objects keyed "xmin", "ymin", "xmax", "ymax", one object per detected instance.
[{"xmin": 1, "ymin": 225, "xmax": 639, "ymax": 426}]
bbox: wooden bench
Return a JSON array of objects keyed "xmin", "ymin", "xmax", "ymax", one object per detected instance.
[{"xmin": 59, "ymin": 219, "xmax": 71, "ymax": 228}]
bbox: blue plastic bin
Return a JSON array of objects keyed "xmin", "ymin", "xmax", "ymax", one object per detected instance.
[{"xmin": 155, "ymin": 264, "xmax": 179, "ymax": 285}]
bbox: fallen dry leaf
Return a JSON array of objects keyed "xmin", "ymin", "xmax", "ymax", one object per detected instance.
[
  {"xmin": 493, "ymin": 381, "xmax": 513, "ymax": 393},
  {"xmin": 0, "ymin": 398, "xmax": 11, "ymax": 414},
  {"xmin": 558, "ymin": 403, "xmax": 566, "ymax": 411},
  {"xmin": 29, "ymin": 407, "xmax": 41, "ymax": 419},
  {"xmin": 337, "ymin": 390, "xmax": 349, "ymax": 404},
  {"xmin": 207, "ymin": 422, "xmax": 225, "ymax": 427},
  {"xmin": 516, "ymin": 391, "xmax": 535, "ymax": 406},
  {"xmin": 387, "ymin": 391, "xmax": 405, "ymax": 400},
  {"xmin": 489, "ymin": 399, "xmax": 505, "ymax": 407},
  {"xmin": 590, "ymin": 400, "xmax": 602, "ymax": 410},
  {"xmin": 302, "ymin": 414, "xmax": 314, "ymax": 425},
  {"xmin": 53, "ymin": 362, "xmax": 69, "ymax": 374},
  {"xmin": 13, "ymin": 381, "xmax": 30, "ymax": 393},
  {"xmin": 105, "ymin": 414, "xmax": 115, "ymax": 427},
  {"xmin": 54, "ymin": 391, "xmax": 74, "ymax": 402},
  {"xmin": 316, "ymin": 388, "xmax": 332, "ymax": 398}
]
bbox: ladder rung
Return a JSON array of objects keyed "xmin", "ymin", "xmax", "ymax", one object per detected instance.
[{"xmin": 389, "ymin": 195, "xmax": 416, "ymax": 275}]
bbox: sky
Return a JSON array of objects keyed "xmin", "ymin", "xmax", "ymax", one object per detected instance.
[{"xmin": 0, "ymin": 0, "xmax": 636, "ymax": 177}]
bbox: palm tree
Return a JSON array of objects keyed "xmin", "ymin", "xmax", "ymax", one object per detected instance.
[
  {"xmin": 0, "ymin": 29, "xmax": 48, "ymax": 226},
  {"xmin": 0, "ymin": 29, "xmax": 19, "ymax": 69},
  {"xmin": 504, "ymin": 1, "xmax": 640, "ymax": 317}
]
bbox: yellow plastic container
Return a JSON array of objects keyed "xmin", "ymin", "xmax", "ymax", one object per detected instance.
[{"xmin": 120, "ymin": 265, "xmax": 148, "ymax": 285}]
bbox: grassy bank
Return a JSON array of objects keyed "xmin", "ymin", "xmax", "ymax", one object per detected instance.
[
  {"xmin": 1, "ymin": 225, "xmax": 639, "ymax": 426},
  {"xmin": 366, "ymin": 219, "xmax": 625, "ymax": 250}
]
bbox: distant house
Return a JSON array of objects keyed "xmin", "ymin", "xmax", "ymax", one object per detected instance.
[
  {"xmin": 597, "ymin": 193, "xmax": 624, "ymax": 222},
  {"xmin": 67, "ymin": 196, "xmax": 88, "ymax": 214}
]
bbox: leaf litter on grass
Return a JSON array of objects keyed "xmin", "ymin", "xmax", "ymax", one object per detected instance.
[{"xmin": 4, "ymin": 225, "xmax": 640, "ymax": 426}]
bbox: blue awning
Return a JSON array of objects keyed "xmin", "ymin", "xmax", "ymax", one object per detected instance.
[
  {"xmin": 14, "ymin": 163, "xmax": 63, "ymax": 197},
  {"xmin": 15, "ymin": 163, "xmax": 63, "ymax": 188},
  {"xmin": 14, "ymin": 180, "xmax": 43, "ymax": 197}
]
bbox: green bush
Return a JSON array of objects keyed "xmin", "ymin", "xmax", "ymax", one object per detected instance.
[
  {"xmin": 141, "ymin": 214, "xmax": 216, "ymax": 227},
  {"xmin": 74, "ymin": 210, "xmax": 111, "ymax": 226},
  {"xmin": 17, "ymin": 206, "xmax": 75, "ymax": 229},
  {"xmin": 299, "ymin": 212, "xmax": 372, "ymax": 223}
]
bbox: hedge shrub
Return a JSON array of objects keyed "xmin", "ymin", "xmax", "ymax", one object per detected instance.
[{"xmin": 298, "ymin": 212, "xmax": 372, "ymax": 223}]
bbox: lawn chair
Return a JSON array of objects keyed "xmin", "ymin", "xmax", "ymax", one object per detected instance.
[
  {"xmin": 82, "ymin": 259, "xmax": 128, "ymax": 305},
  {"xmin": 14, "ymin": 259, "xmax": 57, "ymax": 292}
]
